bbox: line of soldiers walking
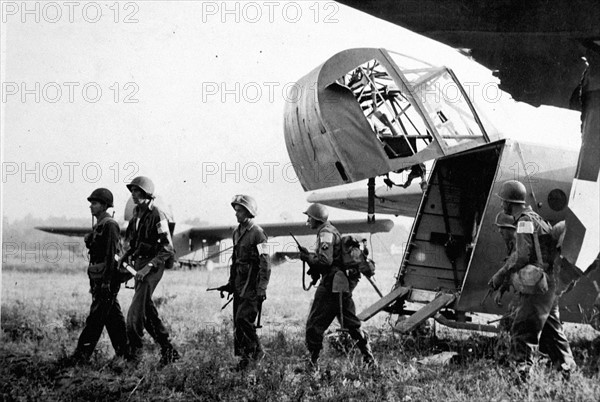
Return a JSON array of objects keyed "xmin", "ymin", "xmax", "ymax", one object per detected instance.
[
  {"xmin": 70, "ymin": 175, "xmax": 375, "ymax": 371},
  {"xmin": 70, "ymin": 176, "xmax": 582, "ymax": 380}
]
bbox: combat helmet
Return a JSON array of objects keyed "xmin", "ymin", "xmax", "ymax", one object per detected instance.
[
  {"xmin": 497, "ymin": 180, "xmax": 527, "ymax": 204},
  {"xmin": 231, "ymin": 194, "xmax": 257, "ymax": 217},
  {"xmin": 87, "ymin": 188, "xmax": 114, "ymax": 208},
  {"xmin": 126, "ymin": 176, "xmax": 155, "ymax": 197},
  {"xmin": 304, "ymin": 203, "xmax": 329, "ymax": 222}
]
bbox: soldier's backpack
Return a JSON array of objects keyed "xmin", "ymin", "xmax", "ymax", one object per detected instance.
[
  {"xmin": 510, "ymin": 217, "xmax": 552, "ymax": 295},
  {"xmin": 340, "ymin": 235, "xmax": 376, "ymax": 280}
]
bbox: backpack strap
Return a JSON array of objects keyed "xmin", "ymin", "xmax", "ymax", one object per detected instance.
[
  {"xmin": 95, "ymin": 215, "xmax": 117, "ymax": 229},
  {"xmin": 532, "ymin": 232, "xmax": 543, "ymax": 266}
]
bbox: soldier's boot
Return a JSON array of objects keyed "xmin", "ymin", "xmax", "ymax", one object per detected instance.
[
  {"xmin": 252, "ymin": 346, "xmax": 265, "ymax": 362},
  {"xmin": 306, "ymin": 350, "xmax": 320, "ymax": 372},
  {"xmin": 515, "ymin": 363, "xmax": 530, "ymax": 384},
  {"xmin": 159, "ymin": 344, "xmax": 181, "ymax": 366},
  {"xmin": 360, "ymin": 345, "xmax": 376, "ymax": 367},
  {"xmin": 126, "ymin": 347, "xmax": 143, "ymax": 366},
  {"xmin": 114, "ymin": 343, "xmax": 128, "ymax": 360},
  {"xmin": 356, "ymin": 332, "xmax": 377, "ymax": 367},
  {"xmin": 66, "ymin": 349, "xmax": 91, "ymax": 366},
  {"xmin": 235, "ymin": 355, "xmax": 251, "ymax": 371},
  {"xmin": 559, "ymin": 361, "xmax": 575, "ymax": 381}
]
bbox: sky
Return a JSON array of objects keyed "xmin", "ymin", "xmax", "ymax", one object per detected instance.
[{"xmin": 1, "ymin": 1, "xmax": 582, "ymax": 227}]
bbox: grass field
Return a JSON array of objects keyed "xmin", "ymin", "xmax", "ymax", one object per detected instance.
[{"xmin": 3, "ymin": 258, "xmax": 600, "ymax": 401}]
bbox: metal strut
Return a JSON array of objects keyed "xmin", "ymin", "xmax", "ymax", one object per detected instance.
[{"xmin": 368, "ymin": 177, "xmax": 375, "ymax": 223}]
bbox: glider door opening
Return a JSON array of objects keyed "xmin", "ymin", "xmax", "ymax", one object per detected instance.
[{"xmin": 398, "ymin": 142, "xmax": 504, "ymax": 292}]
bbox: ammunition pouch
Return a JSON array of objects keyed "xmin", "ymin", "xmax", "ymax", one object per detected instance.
[
  {"xmin": 510, "ymin": 264, "xmax": 549, "ymax": 295},
  {"xmin": 342, "ymin": 266, "xmax": 361, "ymax": 281},
  {"xmin": 117, "ymin": 266, "xmax": 133, "ymax": 283},
  {"xmin": 132, "ymin": 241, "xmax": 155, "ymax": 259},
  {"xmin": 88, "ymin": 262, "xmax": 106, "ymax": 280}
]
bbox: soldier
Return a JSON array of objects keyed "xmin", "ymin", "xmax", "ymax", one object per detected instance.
[
  {"xmin": 217, "ymin": 195, "xmax": 271, "ymax": 370},
  {"xmin": 493, "ymin": 180, "xmax": 575, "ymax": 379},
  {"xmin": 118, "ymin": 176, "xmax": 180, "ymax": 366},
  {"xmin": 70, "ymin": 188, "xmax": 127, "ymax": 363},
  {"xmin": 489, "ymin": 212, "xmax": 518, "ymax": 308},
  {"xmin": 299, "ymin": 203, "xmax": 375, "ymax": 370}
]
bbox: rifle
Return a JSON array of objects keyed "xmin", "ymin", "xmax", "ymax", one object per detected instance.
[
  {"xmin": 207, "ymin": 287, "xmax": 227, "ymax": 299},
  {"xmin": 365, "ymin": 275, "xmax": 383, "ymax": 298},
  {"xmin": 114, "ymin": 255, "xmax": 137, "ymax": 289},
  {"xmin": 289, "ymin": 232, "xmax": 304, "ymax": 252},
  {"xmin": 289, "ymin": 232, "xmax": 318, "ymax": 291},
  {"xmin": 207, "ymin": 287, "xmax": 233, "ymax": 309},
  {"xmin": 480, "ymin": 288, "xmax": 493, "ymax": 306}
]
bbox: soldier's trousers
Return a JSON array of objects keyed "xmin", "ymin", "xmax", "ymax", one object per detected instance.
[
  {"xmin": 127, "ymin": 265, "xmax": 172, "ymax": 351},
  {"xmin": 233, "ymin": 294, "xmax": 261, "ymax": 358},
  {"xmin": 306, "ymin": 285, "xmax": 370, "ymax": 357},
  {"xmin": 75, "ymin": 283, "xmax": 127, "ymax": 358},
  {"xmin": 510, "ymin": 284, "xmax": 575, "ymax": 369}
]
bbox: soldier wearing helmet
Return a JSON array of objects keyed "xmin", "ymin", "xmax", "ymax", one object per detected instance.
[
  {"xmin": 493, "ymin": 180, "xmax": 575, "ymax": 380},
  {"xmin": 118, "ymin": 176, "xmax": 180, "ymax": 366},
  {"xmin": 217, "ymin": 194, "xmax": 271, "ymax": 370},
  {"xmin": 70, "ymin": 188, "xmax": 127, "ymax": 364},
  {"xmin": 487, "ymin": 212, "xmax": 518, "ymax": 327},
  {"xmin": 488, "ymin": 213, "xmax": 517, "ymax": 288},
  {"xmin": 299, "ymin": 203, "xmax": 375, "ymax": 370}
]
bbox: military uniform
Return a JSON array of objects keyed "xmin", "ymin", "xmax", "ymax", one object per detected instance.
[
  {"xmin": 505, "ymin": 207, "xmax": 575, "ymax": 371},
  {"xmin": 74, "ymin": 212, "xmax": 127, "ymax": 360},
  {"xmin": 123, "ymin": 200, "xmax": 177, "ymax": 359},
  {"xmin": 489, "ymin": 227, "xmax": 517, "ymax": 331},
  {"xmin": 303, "ymin": 222, "xmax": 373, "ymax": 364},
  {"xmin": 226, "ymin": 220, "xmax": 271, "ymax": 361}
]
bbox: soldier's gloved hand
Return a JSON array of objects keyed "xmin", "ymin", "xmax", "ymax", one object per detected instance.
[
  {"xmin": 135, "ymin": 265, "xmax": 152, "ymax": 282},
  {"xmin": 306, "ymin": 267, "xmax": 320, "ymax": 284},
  {"xmin": 257, "ymin": 291, "xmax": 266, "ymax": 302},
  {"xmin": 493, "ymin": 284, "xmax": 509, "ymax": 306},
  {"xmin": 216, "ymin": 283, "xmax": 232, "ymax": 293},
  {"xmin": 216, "ymin": 284, "xmax": 233, "ymax": 296},
  {"xmin": 299, "ymin": 249, "xmax": 310, "ymax": 262},
  {"xmin": 488, "ymin": 270, "xmax": 507, "ymax": 291}
]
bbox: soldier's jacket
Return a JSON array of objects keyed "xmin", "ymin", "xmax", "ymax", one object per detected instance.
[
  {"xmin": 504, "ymin": 237, "xmax": 515, "ymax": 258},
  {"xmin": 492, "ymin": 235, "xmax": 516, "ymax": 283},
  {"xmin": 305, "ymin": 222, "xmax": 344, "ymax": 289},
  {"xmin": 227, "ymin": 220, "xmax": 270, "ymax": 298},
  {"xmin": 86, "ymin": 211, "xmax": 120, "ymax": 285},
  {"xmin": 124, "ymin": 200, "xmax": 175, "ymax": 271},
  {"xmin": 506, "ymin": 206, "xmax": 556, "ymax": 274}
]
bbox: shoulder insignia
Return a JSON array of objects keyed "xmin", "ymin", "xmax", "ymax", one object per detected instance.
[
  {"xmin": 319, "ymin": 232, "xmax": 333, "ymax": 244},
  {"xmin": 257, "ymin": 242, "xmax": 269, "ymax": 255},
  {"xmin": 157, "ymin": 219, "xmax": 170, "ymax": 234},
  {"xmin": 517, "ymin": 221, "xmax": 534, "ymax": 234},
  {"xmin": 156, "ymin": 219, "xmax": 173, "ymax": 244},
  {"xmin": 321, "ymin": 243, "xmax": 329, "ymax": 250}
]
